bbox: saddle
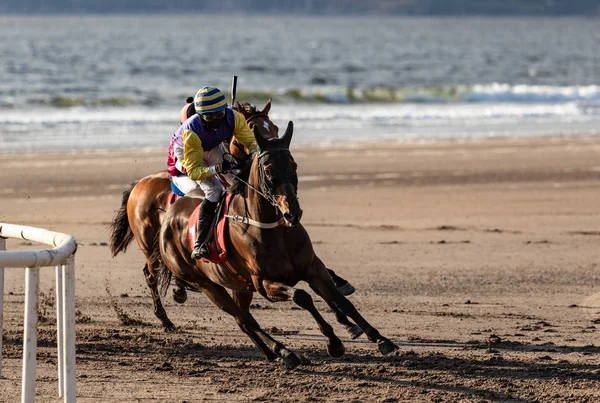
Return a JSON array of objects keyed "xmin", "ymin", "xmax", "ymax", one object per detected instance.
[{"xmin": 186, "ymin": 194, "xmax": 254, "ymax": 289}]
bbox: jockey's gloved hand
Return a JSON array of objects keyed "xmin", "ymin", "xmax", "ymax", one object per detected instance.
[
  {"xmin": 214, "ymin": 159, "xmax": 236, "ymax": 174},
  {"xmin": 242, "ymin": 149, "xmax": 257, "ymax": 170},
  {"xmin": 241, "ymin": 157, "xmax": 253, "ymax": 171}
]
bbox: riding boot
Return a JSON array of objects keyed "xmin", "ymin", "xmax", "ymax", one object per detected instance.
[{"xmin": 190, "ymin": 199, "xmax": 219, "ymax": 260}]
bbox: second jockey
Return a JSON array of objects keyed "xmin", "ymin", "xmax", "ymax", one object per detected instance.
[{"xmin": 167, "ymin": 86, "xmax": 257, "ymax": 260}]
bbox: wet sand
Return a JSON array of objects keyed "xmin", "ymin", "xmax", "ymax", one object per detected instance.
[{"xmin": 1, "ymin": 135, "xmax": 600, "ymax": 402}]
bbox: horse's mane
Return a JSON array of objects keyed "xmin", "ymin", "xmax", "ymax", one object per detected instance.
[{"xmin": 234, "ymin": 101, "xmax": 258, "ymax": 118}]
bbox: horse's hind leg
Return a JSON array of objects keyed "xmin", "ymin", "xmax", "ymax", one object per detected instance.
[
  {"xmin": 143, "ymin": 263, "xmax": 175, "ymax": 331},
  {"xmin": 308, "ymin": 258, "xmax": 398, "ymax": 356},
  {"xmin": 263, "ymin": 280, "xmax": 345, "ymax": 358},
  {"xmin": 329, "ymin": 302, "xmax": 364, "ymax": 340},
  {"xmin": 327, "ymin": 268, "xmax": 355, "ymax": 296},
  {"xmin": 172, "ymin": 278, "xmax": 188, "ymax": 304},
  {"xmin": 198, "ymin": 281, "xmax": 302, "ymax": 369}
]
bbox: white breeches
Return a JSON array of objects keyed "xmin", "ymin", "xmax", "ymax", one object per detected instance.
[{"xmin": 173, "ymin": 144, "xmax": 232, "ymax": 202}]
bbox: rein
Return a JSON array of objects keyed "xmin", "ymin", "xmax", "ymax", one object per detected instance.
[
  {"xmin": 226, "ymin": 148, "xmax": 294, "ymax": 229},
  {"xmin": 228, "ymin": 170, "xmax": 278, "ymax": 207}
]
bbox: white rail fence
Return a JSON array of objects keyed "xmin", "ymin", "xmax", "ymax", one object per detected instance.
[{"xmin": 0, "ymin": 223, "xmax": 77, "ymax": 403}]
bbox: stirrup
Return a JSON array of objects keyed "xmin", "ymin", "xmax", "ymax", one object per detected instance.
[{"xmin": 191, "ymin": 243, "xmax": 210, "ymax": 260}]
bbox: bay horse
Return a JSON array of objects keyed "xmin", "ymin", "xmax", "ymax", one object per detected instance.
[
  {"xmin": 109, "ymin": 100, "xmax": 357, "ymax": 334},
  {"xmin": 155, "ymin": 122, "xmax": 398, "ymax": 368},
  {"xmin": 109, "ymin": 100, "xmax": 279, "ymax": 330}
]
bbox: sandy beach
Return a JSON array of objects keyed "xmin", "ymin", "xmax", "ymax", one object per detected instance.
[{"xmin": 1, "ymin": 134, "xmax": 600, "ymax": 402}]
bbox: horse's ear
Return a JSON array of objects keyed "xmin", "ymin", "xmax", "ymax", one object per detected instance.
[
  {"xmin": 281, "ymin": 121, "xmax": 293, "ymax": 149},
  {"xmin": 253, "ymin": 125, "xmax": 269, "ymax": 150},
  {"xmin": 233, "ymin": 101, "xmax": 240, "ymax": 112},
  {"xmin": 261, "ymin": 98, "xmax": 272, "ymax": 115}
]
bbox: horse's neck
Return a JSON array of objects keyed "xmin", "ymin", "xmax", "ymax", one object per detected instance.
[
  {"xmin": 240, "ymin": 172, "xmax": 281, "ymax": 224},
  {"xmin": 236, "ymin": 190, "xmax": 276, "ymax": 222}
]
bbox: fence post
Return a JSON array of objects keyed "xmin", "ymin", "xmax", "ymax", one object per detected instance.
[
  {"xmin": 55, "ymin": 264, "xmax": 64, "ymax": 397},
  {"xmin": 21, "ymin": 266, "xmax": 40, "ymax": 403},
  {"xmin": 0, "ymin": 236, "xmax": 5, "ymax": 378},
  {"xmin": 0, "ymin": 223, "xmax": 77, "ymax": 402},
  {"xmin": 63, "ymin": 256, "xmax": 76, "ymax": 403}
]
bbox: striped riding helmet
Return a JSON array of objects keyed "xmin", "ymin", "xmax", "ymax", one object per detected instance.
[{"xmin": 194, "ymin": 86, "xmax": 228, "ymax": 115}]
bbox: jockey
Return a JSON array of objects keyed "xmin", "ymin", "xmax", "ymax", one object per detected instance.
[
  {"xmin": 167, "ymin": 86, "xmax": 257, "ymax": 260},
  {"xmin": 179, "ymin": 96, "xmax": 195, "ymax": 124}
]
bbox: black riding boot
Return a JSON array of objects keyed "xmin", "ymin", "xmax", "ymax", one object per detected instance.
[{"xmin": 190, "ymin": 199, "xmax": 219, "ymax": 260}]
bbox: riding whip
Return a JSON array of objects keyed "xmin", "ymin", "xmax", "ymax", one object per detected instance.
[{"xmin": 231, "ymin": 75, "xmax": 238, "ymax": 107}]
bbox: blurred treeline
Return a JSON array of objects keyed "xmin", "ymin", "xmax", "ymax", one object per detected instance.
[{"xmin": 1, "ymin": 0, "xmax": 599, "ymax": 15}]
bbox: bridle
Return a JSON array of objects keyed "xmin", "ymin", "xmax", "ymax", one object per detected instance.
[
  {"xmin": 245, "ymin": 113, "xmax": 270, "ymax": 126},
  {"xmin": 227, "ymin": 147, "xmax": 295, "ymax": 208},
  {"xmin": 225, "ymin": 147, "xmax": 299, "ymax": 229}
]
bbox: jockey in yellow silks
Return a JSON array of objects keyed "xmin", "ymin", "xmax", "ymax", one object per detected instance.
[{"xmin": 166, "ymin": 86, "xmax": 257, "ymax": 260}]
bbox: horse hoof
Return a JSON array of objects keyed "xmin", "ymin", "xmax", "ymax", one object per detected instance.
[
  {"xmin": 338, "ymin": 283, "xmax": 356, "ymax": 296},
  {"xmin": 378, "ymin": 338, "xmax": 399, "ymax": 356},
  {"xmin": 164, "ymin": 323, "xmax": 177, "ymax": 333},
  {"xmin": 172, "ymin": 288, "xmax": 187, "ymax": 304},
  {"xmin": 327, "ymin": 340, "xmax": 345, "ymax": 358},
  {"xmin": 281, "ymin": 350, "xmax": 302, "ymax": 370},
  {"xmin": 346, "ymin": 325, "xmax": 364, "ymax": 340}
]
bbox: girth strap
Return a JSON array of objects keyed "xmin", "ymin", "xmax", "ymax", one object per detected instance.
[{"xmin": 222, "ymin": 260, "xmax": 254, "ymax": 290}]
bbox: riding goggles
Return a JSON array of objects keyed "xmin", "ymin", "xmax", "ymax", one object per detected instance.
[{"xmin": 199, "ymin": 110, "xmax": 226, "ymax": 122}]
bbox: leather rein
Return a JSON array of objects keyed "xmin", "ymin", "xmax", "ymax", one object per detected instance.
[
  {"xmin": 226, "ymin": 148, "xmax": 293, "ymax": 229},
  {"xmin": 224, "ymin": 113, "xmax": 287, "ymax": 229}
]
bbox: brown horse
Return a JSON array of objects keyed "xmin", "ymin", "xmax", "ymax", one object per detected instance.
[
  {"xmin": 109, "ymin": 100, "xmax": 357, "ymax": 334},
  {"xmin": 109, "ymin": 100, "xmax": 279, "ymax": 330},
  {"xmin": 155, "ymin": 122, "xmax": 398, "ymax": 368}
]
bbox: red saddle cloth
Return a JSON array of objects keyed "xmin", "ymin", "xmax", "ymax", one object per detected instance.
[
  {"xmin": 187, "ymin": 194, "xmax": 233, "ymax": 264},
  {"xmin": 165, "ymin": 191, "xmax": 182, "ymax": 211}
]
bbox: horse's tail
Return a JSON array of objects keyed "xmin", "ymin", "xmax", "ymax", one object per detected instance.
[
  {"xmin": 109, "ymin": 181, "xmax": 138, "ymax": 257},
  {"xmin": 150, "ymin": 232, "xmax": 171, "ymax": 296}
]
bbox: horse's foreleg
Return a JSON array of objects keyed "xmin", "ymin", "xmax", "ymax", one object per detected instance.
[
  {"xmin": 143, "ymin": 263, "xmax": 175, "ymax": 331},
  {"xmin": 199, "ymin": 282, "xmax": 301, "ymax": 369},
  {"xmin": 232, "ymin": 289, "xmax": 253, "ymax": 313},
  {"xmin": 263, "ymin": 280, "xmax": 345, "ymax": 358},
  {"xmin": 231, "ymin": 290, "xmax": 278, "ymax": 361},
  {"xmin": 307, "ymin": 258, "xmax": 398, "ymax": 356}
]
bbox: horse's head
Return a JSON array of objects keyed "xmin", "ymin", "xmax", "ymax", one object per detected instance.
[
  {"xmin": 234, "ymin": 99, "xmax": 279, "ymax": 141},
  {"xmin": 252, "ymin": 121, "xmax": 302, "ymax": 227}
]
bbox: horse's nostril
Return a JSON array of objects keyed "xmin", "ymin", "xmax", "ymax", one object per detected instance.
[{"xmin": 284, "ymin": 213, "xmax": 293, "ymax": 221}]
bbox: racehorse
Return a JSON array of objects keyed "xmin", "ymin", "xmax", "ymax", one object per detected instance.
[
  {"xmin": 109, "ymin": 100, "xmax": 357, "ymax": 333},
  {"xmin": 155, "ymin": 122, "xmax": 398, "ymax": 368},
  {"xmin": 109, "ymin": 100, "xmax": 278, "ymax": 330}
]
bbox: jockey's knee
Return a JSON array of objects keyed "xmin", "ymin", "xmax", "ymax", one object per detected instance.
[
  {"xmin": 203, "ymin": 186, "xmax": 223, "ymax": 202},
  {"xmin": 186, "ymin": 187, "xmax": 204, "ymax": 198},
  {"xmin": 172, "ymin": 175, "xmax": 199, "ymax": 195}
]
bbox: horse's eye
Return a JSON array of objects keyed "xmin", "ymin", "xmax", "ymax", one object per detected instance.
[{"xmin": 264, "ymin": 168, "xmax": 274, "ymax": 180}]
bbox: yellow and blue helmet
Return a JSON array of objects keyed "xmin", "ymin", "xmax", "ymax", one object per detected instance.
[{"xmin": 194, "ymin": 86, "xmax": 228, "ymax": 115}]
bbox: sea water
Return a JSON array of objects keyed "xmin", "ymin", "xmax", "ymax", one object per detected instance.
[{"xmin": 0, "ymin": 15, "xmax": 598, "ymax": 152}]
